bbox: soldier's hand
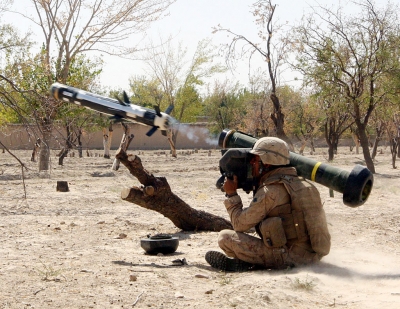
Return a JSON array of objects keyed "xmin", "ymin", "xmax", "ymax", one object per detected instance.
[{"xmin": 223, "ymin": 175, "xmax": 238, "ymax": 196}]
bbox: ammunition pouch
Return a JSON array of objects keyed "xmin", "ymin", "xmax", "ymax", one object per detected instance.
[
  {"xmin": 262, "ymin": 175, "xmax": 331, "ymax": 257},
  {"xmin": 257, "ymin": 217, "xmax": 287, "ymax": 248}
]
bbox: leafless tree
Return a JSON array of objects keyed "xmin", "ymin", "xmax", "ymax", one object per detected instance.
[{"xmin": 213, "ymin": 0, "xmax": 292, "ymax": 147}]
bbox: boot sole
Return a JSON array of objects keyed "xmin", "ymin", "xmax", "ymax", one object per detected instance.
[{"xmin": 205, "ymin": 251, "xmax": 252, "ymax": 272}]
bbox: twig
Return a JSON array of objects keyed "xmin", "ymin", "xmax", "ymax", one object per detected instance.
[
  {"xmin": 33, "ymin": 287, "xmax": 45, "ymax": 295},
  {"xmin": 0, "ymin": 140, "xmax": 29, "ymax": 198},
  {"xmin": 132, "ymin": 291, "xmax": 144, "ymax": 307}
]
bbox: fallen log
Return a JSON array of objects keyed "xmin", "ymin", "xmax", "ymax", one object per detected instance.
[{"xmin": 116, "ymin": 149, "xmax": 232, "ymax": 232}]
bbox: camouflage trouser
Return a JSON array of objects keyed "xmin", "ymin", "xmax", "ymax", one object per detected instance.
[{"xmin": 218, "ymin": 230, "xmax": 320, "ymax": 269}]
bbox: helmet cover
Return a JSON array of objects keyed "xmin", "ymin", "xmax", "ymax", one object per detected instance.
[{"xmin": 249, "ymin": 137, "xmax": 290, "ymax": 165}]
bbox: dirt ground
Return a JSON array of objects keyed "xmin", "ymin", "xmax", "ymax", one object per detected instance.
[{"xmin": 1, "ymin": 145, "xmax": 400, "ymax": 309}]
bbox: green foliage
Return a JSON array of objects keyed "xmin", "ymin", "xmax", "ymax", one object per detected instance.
[
  {"xmin": 0, "ymin": 23, "xmax": 32, "ymax": 124},
  {"xmin": 174, "ymin": 83, "xmax": 203, "ymax": 123},
  {"xmin": 129, "ymin": 76, "xmax": 166, "ymax": 108},
  {"xmin": 0, "ymin": 105, "xmax": 19, "ymax": 125},
  {"xmin": 292, "ymin": 1, "xmax": 400, "ymax": 171},
  {"xmin": 66, "ymin": 55, "xmax": 103, "ymax": 89},
  {"xmin": 203, "ymin": 81, "xmax": 247, "ymax": 135},
  {"xmin": 35, "ymin": 261, "xmax": 64, "ymax": 282},
  {"xmin": 142, "ymin": 38, "xmax": 226, "ymax": 123},
  {"xmin": 291, "ymin": 275, "xmax": 316, "ymax": 291}
]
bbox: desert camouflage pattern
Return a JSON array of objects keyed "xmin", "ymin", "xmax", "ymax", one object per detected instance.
[
  {"xmin": 218, "ymin": 166, "xmax": 331, "ymax": 269},
  {"xmin": 249, "ymin": 137, "xmax": 290, "ymax": 166}
]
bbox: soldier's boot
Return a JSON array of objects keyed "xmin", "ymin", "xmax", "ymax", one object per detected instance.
[{"xmin": 205, "ymin": 251, "xmax": 253, "ymax": 272}]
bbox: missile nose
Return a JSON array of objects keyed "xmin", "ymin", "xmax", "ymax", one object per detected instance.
[{"xmin": 50, "ymin": 83, "xmax": 60, "ymax": 100}]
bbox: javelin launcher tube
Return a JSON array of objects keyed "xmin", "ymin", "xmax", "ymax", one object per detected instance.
[
  {"xmin": 218, "ymin": 129, "xmax": 373, "ymax": 207},
  {"xmin": 50, "ymin": 83, "xmax": 177, "ymax": 136}
]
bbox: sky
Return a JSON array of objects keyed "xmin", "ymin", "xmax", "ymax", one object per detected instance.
[
  {"xmin": 99, "ymin": 0, "xmax": 325, "ymax": 90},
  {"xmin": 4, "ymin": 0, "xmax": 366, "ymax": 92}
]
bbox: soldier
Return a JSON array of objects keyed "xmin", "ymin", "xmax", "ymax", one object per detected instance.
[{"xmin": 205, "ymin": 137, "xmax": 331, "ymax": 271}]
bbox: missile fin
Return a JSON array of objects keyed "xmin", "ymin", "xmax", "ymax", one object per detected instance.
[
  {"xmin": 109, "ymin": 115, "xmax": 124, "ymax": 123},
  {"xmin": 165, "ymin": 105, "xmax": 174, "ymax": 115},
  {"xmin": 115, "ymin": 97, "xmax": 128, "ymax": 106},
  {"xmin": 123, "ymin": 91, "xmax": 131, "ymax": 104},
  {"xmin": 154, "ymin": 105, "xmax": 162, "ymax": 117},
  {"xmin": 146, "ymin": 126, "xmax": 158, "ymax": 137}
]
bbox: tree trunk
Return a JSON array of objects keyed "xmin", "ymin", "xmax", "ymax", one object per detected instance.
[
  {"xmin": 390, "ymin": 138, "xmax": 397, "ymax": 169},
  {"xmin": 371, "ymin": 139, "xmax": 379, "ymax": 160},
  {"xmin": 269, "ymin": 93, "xmax": 293, "ymax": 150},
  {"xmin": 102, "ymin": 125, "xmax": 112, "ymax": 159},
  {"xmin": 59, "ymin": 124, "xmax": 74, "ymax": 166},
  {"xmin": 108, "ymin": 124, "xmax": 113, "ymax": 153},
  {"xmin": 31, "ymin": 138, "xmax": 40, "ymax": 162},
  {"xmin": 371, "ymin": 122, "xmax": 385, "ymax": 160},
  {"xmin": 324, "ymin": 120, "xmax": 337, "ymax": 162},
  {"xmin": 112, "ymin": 123, "xmax": 134, "ymax": 171},
  {"xmin": 115, "ymin": 149, "xmax": 232, "ymax": 232},
  {"xmin": 387, "ymin": 127, "xmax": 398, "ymax": 169},
  {"xmin": 299, "ymin": 140, "xmax": 306, "ymax": 155},
  {"xmin": 310, "ymin": 138, "xmax": 315, "ymax": 153},
  {"xmin": 39, "ymin": 129, "xmax": 52, "ymax": 171},
  {"xmin": 397, "ymin": 142, "xmax": 400, "ymax": 159},
  {"xmin": 357, "ymin": 124, "xmax": 375, "ymax": 173},
  {"xmin": 397, "ymin": 126, "xmax": 400, "ymax": 159},
  {"xmin": 58, "ymin": 148, "xmax": 69, "ymax": 165},
  {"xmin": 77, "ymin": 129, "xmax": 83, "ymax": 158},
  {"xmin": 168, "ymin": 129, "xmax": 177, "ymax": 158},
  {"xmin": 328, "ymin": 145, "xmax": 334, "ymax": 162},
  {"xmin": 351, "ymin": 133, "xmax": 360, "ymax": 154}
]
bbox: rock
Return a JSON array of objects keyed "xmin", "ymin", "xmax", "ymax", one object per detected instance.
[
  {"xmin": 174, "ymin": 292, "xmax": 184, "ymax": 298},
  {"xmin": 129, "ymin": 275, "xmax": 137, "ymax": 282},
  {"xmin": 116, "ymin": 233, "xmax": 127, "ymax": 239}
]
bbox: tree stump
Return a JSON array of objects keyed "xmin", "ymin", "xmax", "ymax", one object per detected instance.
[
  {"xmin": 116, "ymin": 149, "xmax": 232, "ymax": 232},
  {"xmin": 56, "ymin": 181, "xmax": 69, "ymax": 192}
]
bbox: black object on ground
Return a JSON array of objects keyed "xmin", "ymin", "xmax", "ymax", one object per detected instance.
[{"xmin": 140, "ymin": 234, "xmax": 179, "ymax": 255}]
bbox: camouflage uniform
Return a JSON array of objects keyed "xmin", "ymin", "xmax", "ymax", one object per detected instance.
[{"xmin": 218, "ymin": 166, "xmax": 331, "ymax": 269}]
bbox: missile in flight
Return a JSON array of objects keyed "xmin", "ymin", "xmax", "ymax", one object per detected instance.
[{"xmin": 50, "ymin": 82, "xmax": 177, "ymax": 136}]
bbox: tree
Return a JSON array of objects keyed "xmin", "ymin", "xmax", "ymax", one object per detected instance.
[
  {"xmin": 56, "ymin": 54, "xmax": 103, "ymax": 164},
  {"xmin": 242, "ymin": 69, "xmax": 271, "ymax": 137},
  {"xmin": 203, "ymin": 80, "xmax": 247, "ymax": 135},
  {"xmin": 214, "ymin": 0, "xmax": 292, "ymax": 147},
  {"xmin": 319, "ymin": 95, "xmax": 353, "ymax": 161},
  {"xmin": 284, "ymin": 88, "xmax": 322, "ymax": 155},
  {"xmin": 6, "ymin": 0, "xmax": 176, "ymax": 170},
  {"xmin": 142, "ymin": 38, "xmax": 225, "ymax": 155},
  {"xmin": 0, "ymin": 19, "xmax": 32, "ymax": 126},
  {"xmin": 129, "ymin": 76, "xmax": 165, "ymax": 109},
  {"xmin": 292, "ymin": 0, "xmax": 400, "ymax": 173}
]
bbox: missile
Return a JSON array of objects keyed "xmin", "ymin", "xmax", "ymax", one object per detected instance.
[
  {"xmin": 217, "ymin": 129, "xmax": 374, "ymax": 207},
  {"xmin": 50, "ymin": 83, "xmax": 177, "ymax": 136}
]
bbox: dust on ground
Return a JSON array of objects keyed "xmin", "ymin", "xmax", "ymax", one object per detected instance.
[{"xmin": 1, "ymin": 146, "xmax": 400, "ymax": 309}]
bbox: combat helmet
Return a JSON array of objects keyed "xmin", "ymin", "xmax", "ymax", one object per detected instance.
[{"xmin": 249, "ymin": 137, "xmax": 290, "ymax": 165}]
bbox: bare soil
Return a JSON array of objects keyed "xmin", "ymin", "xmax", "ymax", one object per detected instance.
[{"xmin": 1, "ymin": 146, "xmax": 400, "ymax": 309}]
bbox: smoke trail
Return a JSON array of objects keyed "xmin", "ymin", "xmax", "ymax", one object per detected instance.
[{"xmin": 176, "ymin": 124, "xmax": 218, "ymax": 146}]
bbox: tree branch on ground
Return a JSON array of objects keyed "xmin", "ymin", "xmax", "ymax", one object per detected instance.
[{"xmin": 116, "ymin": 148, "xmax": 232, "ymax": 232}]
